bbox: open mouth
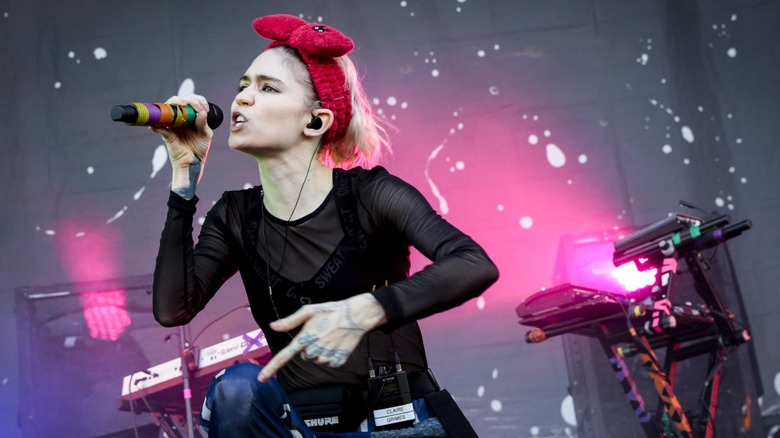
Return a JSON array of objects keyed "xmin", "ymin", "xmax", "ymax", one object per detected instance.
[{"xmin": 232, "ymin": 112, "xmax": 247, "ymax": 128}]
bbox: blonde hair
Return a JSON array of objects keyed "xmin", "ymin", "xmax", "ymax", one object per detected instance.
[{"xmin": 273, "ymin": 46, "xmax": 392, "ymax": 169}]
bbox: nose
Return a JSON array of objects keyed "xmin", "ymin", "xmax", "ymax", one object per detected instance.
[{"xmin": 234, "ymin": 88, "xmax": 253, "ymax": 106}]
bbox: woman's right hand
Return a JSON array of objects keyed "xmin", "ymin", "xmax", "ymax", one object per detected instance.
[{"xmin": 151, "ymin": 94, "xmax": 214, "ymax": 191}]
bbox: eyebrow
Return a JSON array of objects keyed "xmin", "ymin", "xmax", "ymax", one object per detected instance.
[{"xmin": 239, "ymin": 74, "xmax": 284, "ymax": 84}]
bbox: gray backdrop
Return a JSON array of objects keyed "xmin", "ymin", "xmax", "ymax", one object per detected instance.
[{"xmin": 1, "ymin": 1, "xmax": 779, "ymax": 437}]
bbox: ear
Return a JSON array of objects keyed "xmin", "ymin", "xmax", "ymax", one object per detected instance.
[{"xmin": 303, "ymin": 108, "xmax": 334, "ymax": 138}]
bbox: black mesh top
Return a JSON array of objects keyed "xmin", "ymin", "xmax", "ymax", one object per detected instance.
[{"xmin": 152, "ymin": 166, "xmax": 498, "ymax": 390}]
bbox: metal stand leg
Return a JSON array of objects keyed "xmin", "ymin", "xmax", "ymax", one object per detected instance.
[
  {"xmin": 632, "ymin": 333, "xmax": 693, "ymax": 438},
  {"xmin": 598, "ymin": 324, "xmax": 695, "ymax": 438},
  {"xmin": 178, "ymin": 325, "xmax": 195, "ymax": 438},
  {"xmin": 597, "ymin": 329, "xmax": 658, "ymax": 437}
]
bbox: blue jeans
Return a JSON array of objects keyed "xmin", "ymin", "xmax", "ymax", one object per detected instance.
[{"xmin": 200, "ymin": 363, "xmax": 439, "ymax": 438}]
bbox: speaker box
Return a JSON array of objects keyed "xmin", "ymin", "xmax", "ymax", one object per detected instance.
[{"xmin": 16, "ymin": 276, "xmax": 161, "ymax": 438}]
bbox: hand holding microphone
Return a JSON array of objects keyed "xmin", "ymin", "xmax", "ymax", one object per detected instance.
[
  {"xmin": 115, "ymin": 95, "xmax": 218, "ymax": 193},
  {"xmin": 111, "ymin": 101, "xmax": 223, "ymax": 130}
]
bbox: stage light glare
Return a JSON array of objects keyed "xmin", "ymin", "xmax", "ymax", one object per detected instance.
[
  {"xmin": 612, "ymin": 261, "xmax": 658, "ymax": 292},
  {"xmin": 80, "ymin": 290, "xmax": 131, "ymax": 341}
]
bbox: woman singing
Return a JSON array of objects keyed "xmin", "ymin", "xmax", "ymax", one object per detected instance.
[{"xmin": 151, "ymin": 14, "xmax": 498, "ymax": 437}]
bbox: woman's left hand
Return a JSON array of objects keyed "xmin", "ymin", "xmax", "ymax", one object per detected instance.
[{"xmin": 257, "ymin": 293, "xmax": 387, "ymax": 382}]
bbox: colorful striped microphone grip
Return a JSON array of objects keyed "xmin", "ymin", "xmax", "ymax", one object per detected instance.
[{"xmin": 110, "ymin": 102, "xmax": 224, "ymax": 130}]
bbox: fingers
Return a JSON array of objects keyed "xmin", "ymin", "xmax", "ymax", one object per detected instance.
[
  {"xmin": 257, "ymin": 308, "xmax": 314, "ymax": 382},
  {"xmin": 269, "ymin": 304, "xmax": 320, "ymax": 332},
  {"xmin": 159, "ymin": 94, "xmax": 212, "ymax": 135},
  {"xmin": 164, "ymin": 94, "xmax": 209, "ymax": 113},
  {"xmin": 257, "ymin": 330, "xmax": 353, "ymax": 383},
  {"xmin": 257, "ymin": 303, "xmax": 360, "ymax": 382},
  {"xmin": 302, "ymin": 342, "xmax": 349, "ymax": 367},
  {"xmin": 257, "ymin": 333, "xmax": 312, "ymax": 382},
  {"xmin": 150, "ymin": 94, "xmax": 214, "ymax": 167}
]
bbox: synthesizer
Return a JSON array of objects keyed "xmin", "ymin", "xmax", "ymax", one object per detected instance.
[{"xmin": 118, "ymin": 328, "xmax": 271, "ymax": 413}]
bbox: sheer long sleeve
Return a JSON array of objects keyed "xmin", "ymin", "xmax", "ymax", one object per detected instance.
[
  {"xmin": 152, "ymin": 192, "xmax": 241, "ymax": 327},
  {"xmin": 358, "ymin": 168, "xmax": 499, "ymax": 327}
]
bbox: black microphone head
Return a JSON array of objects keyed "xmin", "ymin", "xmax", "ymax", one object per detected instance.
[
  {"xmin": 206, "ymin": 103, "xmax": 224, "ymax": 130},
  {"xmin": 110, "ymin": 105, "xmax": 137, "ymax": 123}
]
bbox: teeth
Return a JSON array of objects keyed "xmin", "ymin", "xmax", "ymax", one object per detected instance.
[{"xmin": 235, "ymin": 115, "xmax": 246, "ymax": 123}]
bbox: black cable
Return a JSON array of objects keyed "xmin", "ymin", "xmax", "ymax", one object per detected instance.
[
  {"xmin": 618, "ymin": 298, "xmax": 664, "ymax": 368},
  {"xmin": 125, "ymin": 369, "xmax": 175, "ymax": 436},
  {"xmin": 692, "ymin": 340, "xmax": 737, "ymax": 432},
  {"xmin": 189, "ymin": 303, "xmax": 251, "ymax": 346}
]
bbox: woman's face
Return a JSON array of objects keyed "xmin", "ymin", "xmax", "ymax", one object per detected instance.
[{"xmin": 228, "ymin": 48, "xmax": 314, "ymax": 155}]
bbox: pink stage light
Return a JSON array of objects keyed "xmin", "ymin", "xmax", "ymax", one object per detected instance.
[
  {"xmin": 555, "ymin": 229, "xmax": 661, "ymax": 296},
  {"xmin": 54, "ymin": 222, "xmax": 132, "ymax": 341},
  {"xmin": 79, "ymin": 290, "xmax": 132, "ymax": 341},
  {"xmin": 611, "ymin": 260, "xmax": 658, "ymax": 292}
]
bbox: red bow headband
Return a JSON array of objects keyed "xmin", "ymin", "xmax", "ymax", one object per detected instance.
[{"xmin": 252, "ymin": 15, "xmax": 354, "ymax": 144}]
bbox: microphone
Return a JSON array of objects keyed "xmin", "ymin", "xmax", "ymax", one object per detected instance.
[{"xmin": 111, "ymin": 102, "xmax": 223, "ymax": 130}]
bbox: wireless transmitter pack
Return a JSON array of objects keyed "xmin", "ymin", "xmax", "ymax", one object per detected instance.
[{"xmin": 367, "ymin": 355, "xmax": 416, "ymax": 430}]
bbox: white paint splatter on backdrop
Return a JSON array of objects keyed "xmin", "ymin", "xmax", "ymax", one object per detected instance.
[
  {"xmin": 560, "ymin": 395, "xmax": 577, "ymax": 426},
  {"xmin": 150, "ymin": 145, "xmax": 168, "ymax": 178},
  {"xmin": 422, "ymin": 108, "xmax": 472, "ymax": 215},
  {"xmin": 524, "ymin": 116, "xmax": 570, "ymax": 169},
  {"xmin": 636, "ymin": 38, "xmax": 652, "ymax": 65},
  {"xmin": 106, "ymin": 206, "xmax": 128, "ymax": 224},
  {"xmin": 36, "ymin": 79, "xmax": 198, "ymax": 237},
  {"xmin": 681, "ymin": 125, "xmax": 695, "ymax": 143},
  {"xmin": 372, "ymin": 96, "xmax": 408, "ymax": 122},
  {"xmin": 774, "ymin": 371, "xmax": 780, "ymax": 396},
  {"xmin": 640, "ymin": 24, "xmax": 749, "ymax": 211},
  {"xmin": 178, "ymin": 78, "xmax": 195, "ymax": 96},
  {"xmin": 546, "ymin": 143, "xmax": 566, "ymax": 168},
  {"xmin": 424, "ymin": 144, "xmax": 449, "ymax": 214}
]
